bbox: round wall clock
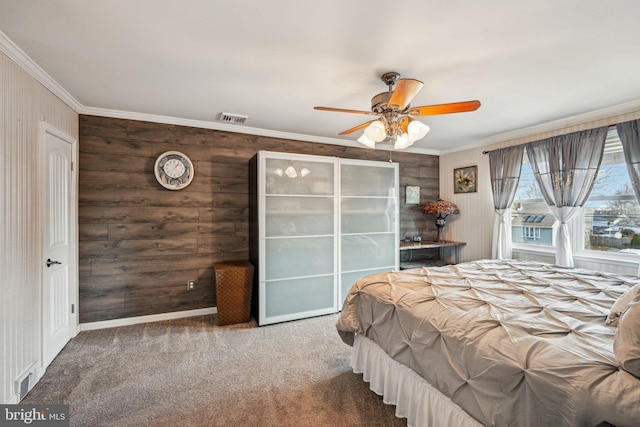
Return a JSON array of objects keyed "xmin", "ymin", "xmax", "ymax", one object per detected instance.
[{"xmin": 154, "ymin": 151, "xmax": 194, "ymax": 190}]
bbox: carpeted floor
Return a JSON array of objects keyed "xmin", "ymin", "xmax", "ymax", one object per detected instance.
[{"xmin": 24, "ymin": 313, "xmax": 407, "ymax": 427}]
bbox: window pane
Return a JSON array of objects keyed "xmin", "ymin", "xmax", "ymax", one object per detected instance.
[
  {"xmin": 514, "ymin": 162, "xmax": 543, "ymax": 200},
  {"xmin": 583, "ymin": 128, "xmax": 640, "ymax": 253},
  {"xmin": 511, "ymin": 152, "xmax": 555, "ymax": 246}
]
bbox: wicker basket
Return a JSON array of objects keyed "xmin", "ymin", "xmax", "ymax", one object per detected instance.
[{"xmin": 213, "ymin": 261, "xmax": 254, "ymax": 326}]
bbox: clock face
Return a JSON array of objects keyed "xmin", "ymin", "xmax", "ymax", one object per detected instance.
[
  {"xmin": 154, "ymin": 151, "xmax": 194, "ymax": 190},
  {"xmin": 163, "ymin": 158, "xmax": 186, "ymax": 178}
]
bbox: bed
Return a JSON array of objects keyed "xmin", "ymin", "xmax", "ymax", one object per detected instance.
[{"xmin": 336, "ymin": 259, "xmax": 640, "ymax": 427}]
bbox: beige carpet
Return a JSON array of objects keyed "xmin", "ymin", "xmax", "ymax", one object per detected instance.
[{"xmin": 24, "ymin": 313, "xmax": 407, "ymax": 427}]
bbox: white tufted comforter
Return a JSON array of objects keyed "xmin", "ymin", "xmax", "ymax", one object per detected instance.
[{"xmin": 336, "ymin": 259, "xmax": 640, "ymax": 427}]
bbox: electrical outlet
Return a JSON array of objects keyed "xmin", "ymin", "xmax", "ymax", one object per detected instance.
[{"xmin": 187, "ymin": 280, "xmax": 196, "ymax": 290}]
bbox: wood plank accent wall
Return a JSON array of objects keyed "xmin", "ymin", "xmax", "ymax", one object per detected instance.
[{"xmin": 79, "ymin": 115, "xmax": 438, "ymax": 322}]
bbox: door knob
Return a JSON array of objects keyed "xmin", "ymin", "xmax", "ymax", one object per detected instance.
[{"xmin": 46, "ymin": 258, "xmax": 62, "ymax": 268}]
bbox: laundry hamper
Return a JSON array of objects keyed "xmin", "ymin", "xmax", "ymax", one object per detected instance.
[{"xmin": 213, "ymin": 261, "xmax": 254, "ymax": 326}]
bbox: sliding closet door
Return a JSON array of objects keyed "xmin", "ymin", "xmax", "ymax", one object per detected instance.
[
  {"xmin": 339, "ymin": 160, "xmax": 399, "ymax": 309},
  {"xmin": 257, "ymin": 152, "xmax": 338, "ymax": 325}
]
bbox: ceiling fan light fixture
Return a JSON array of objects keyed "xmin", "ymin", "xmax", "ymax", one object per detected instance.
[
  {"xmin": 357, "ymin": 133, "xmax": 376, "ymax": 149},
  {"xmin": 394, "ymin": 133, "xmax": 413, "ymax": 150},
  {"xmin": 363, "ymin": 120, "xmax": 386, "ymax": 142},
  {"xmin": 315, "ymin": 72, "xmax": 480, "ymax": 150},
  {"xmin": 408, "ymin": 119, "xmax": 430, "ymax": 142}
]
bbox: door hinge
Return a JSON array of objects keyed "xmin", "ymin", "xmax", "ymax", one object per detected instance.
[
  {"xmin": 71, "ymin": 161, "xmax": 74, "ymax": 171},
  {"xmin": 71, "ymin": 304, "xmax": 75, "ymax": 314}
]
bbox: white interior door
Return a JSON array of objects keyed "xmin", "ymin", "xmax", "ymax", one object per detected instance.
[{"xmin": 42, "ymin": 126, "xmax": 75, "ymax": 368}]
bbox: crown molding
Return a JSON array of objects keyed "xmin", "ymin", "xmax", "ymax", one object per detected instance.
[
  {"xmin": 81, "ymin": 106, "xmax": 440, "ymax": 155},
  {"xmin": 439, "ymin": 99, "xmax": 640, "ymax": 155},
  {"xmin": 0, "ymin": 30, "xmax": 83, "ymax": 113},
  {"xmin": 81, "ymin": 106, "xmax": 366, "ymax": 146}
]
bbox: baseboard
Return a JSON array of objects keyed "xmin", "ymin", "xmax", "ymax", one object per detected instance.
[{"xmin": 80, "ymin": 307, "xmax": 217, "ymax": 331}]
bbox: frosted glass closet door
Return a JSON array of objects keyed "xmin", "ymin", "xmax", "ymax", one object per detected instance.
[
  {"xmin": 339, "ymin": 161, "xmax": 398, "ymax": 307},
  {"xmin": 259, "ymin": 153, "xmax": 338, "ymax": 325}
]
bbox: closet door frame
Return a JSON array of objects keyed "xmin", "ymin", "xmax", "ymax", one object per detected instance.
[{"xmin": 258, "ymin": 151, "xmax": 339, "ymax": 325}]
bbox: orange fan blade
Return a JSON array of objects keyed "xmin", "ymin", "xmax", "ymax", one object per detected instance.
[
  {"xmin": 338, "ymin": 120, "xmax": 376, "ymax": 135},
  {"xmin": 314, "ymin": 106, "xmax": 377, "ymax": 115},
  {"xmin": 387, "ymin": 79, "xmax": 424, "ymax": 109},
  {"xmin": 399, "ymin": 116, "xmax": 409, "ymax": 133},
  {"xmin": 409, "ymin": 100, "xmax": 481, "ymax": 116}
]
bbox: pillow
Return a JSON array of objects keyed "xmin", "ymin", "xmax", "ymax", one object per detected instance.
[
  {"xmin": 614, "ymin": 291, "xmax": 640, "ymax": 378},
  {"xmin": 606, "ymin": 284, "xmax": 640, "ymax": 327}
]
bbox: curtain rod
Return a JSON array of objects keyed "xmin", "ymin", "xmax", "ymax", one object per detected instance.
[{"xmin": 481, "ymin": 124, "xmax": 617, "ymax": 156}]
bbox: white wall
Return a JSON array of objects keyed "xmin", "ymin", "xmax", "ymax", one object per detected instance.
[
  {"xmin": 1, "ymin": 51, "xmax": 78, "ymax": 403},
  {"xmin": 438, "ymin": 147, "xmax": 492, "ymax": 262},
  {"xmin": 440, "ymin": 107, "xmax": 640, "ymax": 272}
]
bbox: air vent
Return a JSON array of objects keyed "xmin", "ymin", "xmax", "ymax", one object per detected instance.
[
  {"xmin": 18, "ymin": 376, "xmax": 31, "ymax": 401},
  {"xmin": 219, "ymin": 112, "xmax": 249, "ymax": 124},
  {"xmin": 15, "ymin": 363, "xmax": 38, "ymax": 401}
]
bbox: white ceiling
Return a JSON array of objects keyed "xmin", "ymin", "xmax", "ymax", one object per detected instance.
[{"xmin": 2, "ymin": 0, "xmax": 640, "ymax": 154}]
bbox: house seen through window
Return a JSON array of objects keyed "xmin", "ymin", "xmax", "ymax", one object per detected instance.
[{"xmin": 511, "ymin": 156, "xmax": 556, "ymax": 246}]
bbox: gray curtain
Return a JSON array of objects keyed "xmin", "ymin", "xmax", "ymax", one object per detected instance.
[
  {"xmin": 617, "ymin": 119, "xmax": 640, "ymax": 202},
  {"xmin": 526, "ymin": 126, "xmax": 608, "ymax": 267},
  {"xmin": 489, "ymin": 145, "xmax": 525, "ymax": 260}
]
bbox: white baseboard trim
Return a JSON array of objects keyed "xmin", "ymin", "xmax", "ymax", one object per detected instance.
[{"xmin": 80, "ymin": 307, "xmax": 217, "ymax": 331}]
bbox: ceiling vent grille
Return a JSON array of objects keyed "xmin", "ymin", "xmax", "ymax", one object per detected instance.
[{"xmin": 219, "ymin": 112, "xmax": 249, "ymax": 124}]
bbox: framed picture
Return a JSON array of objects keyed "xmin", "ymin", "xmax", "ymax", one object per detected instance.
[
  {"xmin": 454, "ymin": 165, "xmax": 477, "ymax": 193},
  {"xmin": 405, "ymin": 186, "xmax": 420, "ymax": 204}
]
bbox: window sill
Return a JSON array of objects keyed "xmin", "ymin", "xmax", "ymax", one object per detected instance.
[
  {"xmin": 574, "ymin": 250, "xmax": 640, "ymax": 269},
  {"xmin": 512, "ymin": 244, "xmax": 640, "ymax": 270},
  {"xmin": 512, "ymin": 244, "xmax": 555, "ymax": 256}
]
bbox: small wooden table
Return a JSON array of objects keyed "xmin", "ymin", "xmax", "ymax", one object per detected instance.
[{"xmin": 399, "ymin": 241, "xmax": 466, "ymax": 269}]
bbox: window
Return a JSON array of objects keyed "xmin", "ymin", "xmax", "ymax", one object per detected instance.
[
  {"xmin": 582, "ymin": 128, "xmax": 640, "ymax": 254},
  {"xmin": 511, "ymin": 151, "xmax": 555, "ymax": 246},
  {"xmin": 511, "ymin": 127, "xmax": 640, "ymax": 254},
  {"xmin": 522, "ymin": 226, "xmax": 541, "ymax": 240}
]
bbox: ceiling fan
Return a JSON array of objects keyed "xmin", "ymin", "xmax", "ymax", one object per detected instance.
[{"xmin": 314, "ymin": 72, "xmax": 481, "ymax": 149}]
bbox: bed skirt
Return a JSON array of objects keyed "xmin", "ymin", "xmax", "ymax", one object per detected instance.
[{"xmin": 351, "ymin": 334, "xmax": 482, "ymax": 427}]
